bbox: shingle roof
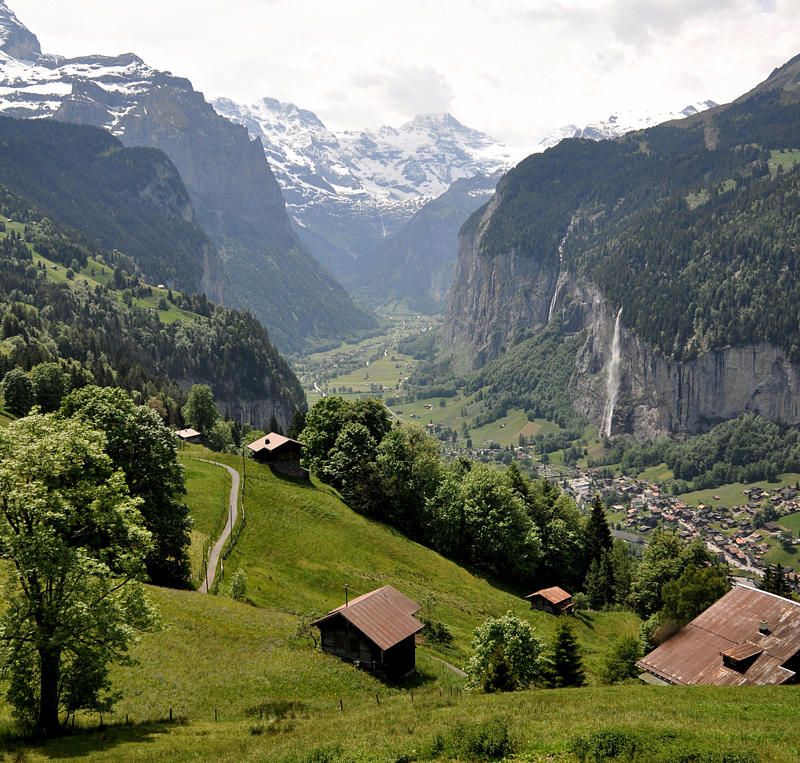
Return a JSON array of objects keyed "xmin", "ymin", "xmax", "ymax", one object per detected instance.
[
  {"xmin": 526, "ymin": 586, "xmax": 572, "ymax": 605},
  {"xmin": 246, "ymin": 432, "xmax": 304, "ymax": 453},
  {"xmin": 311, "ymin": 585, "xmax": 423, "ymax": 651},
  {"xmin": 637, "ymin": 585, "xmax": 800, "ymax": 686},
  {"xmin": 176, "ymin": 428, "xmax": 201, "ymax": 439}
]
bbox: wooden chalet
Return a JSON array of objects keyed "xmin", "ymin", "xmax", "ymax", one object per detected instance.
[
  {"xmin": 311, "ymin": 585, "xmax": 423, "ymax": 678},
  {"xmin": 525, "ymin": 586, "xmax": 573, "ymax": 615},
  {"xmin": 175, "ymin": 427, "xmax": 201, "ymax": 445},
  {"xmin": 637, "ymin": 585, "xmax": 800, "ymax": 685},
  {"xmin": 246, "ymin": 432, "xmax": 307, "ymax": 478}
]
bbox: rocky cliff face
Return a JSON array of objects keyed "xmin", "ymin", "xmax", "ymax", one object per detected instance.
[
  {"xmin": 442, "ymin": 195, "xmax": 560, "ymax": 368},
  {"xmin": 444, "ymin": 204, "xmax": 800, "ymax": 438}
]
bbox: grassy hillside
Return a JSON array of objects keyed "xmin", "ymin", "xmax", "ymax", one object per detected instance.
[
  {"xmin": 208, "ymin": 456, "xmax": 639, "ymax": 675},
  {"xmin": 1, "ymin": 449, "xmax": 799, "ymax": 760}
]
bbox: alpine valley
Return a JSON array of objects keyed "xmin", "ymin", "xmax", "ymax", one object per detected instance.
[{"xmin": 442, "ymin": 53, "xmax": 800, "ymax": 438}]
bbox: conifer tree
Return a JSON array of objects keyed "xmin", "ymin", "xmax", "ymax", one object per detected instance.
[
  {"xmin": 542, "ymin": 619, "xmax": 585, "ymax": 688},
  {"xmin": 585, "ymin": 494, "xmax": 613, "ymax": 563}
]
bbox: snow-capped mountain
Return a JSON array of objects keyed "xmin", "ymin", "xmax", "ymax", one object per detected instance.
[
  {"xmin": 212, "ymin": 97, "xmax": 528, "ymax": 282},
  {"xmin": 213, "ymin": 98, "xmax": 520, "ymax": 209},
  {"xmin": 0, "ymin": 1, "xmax": 376, "ymax": 351},
  {"xmin": 538, "ymin": 101, "xmax": 718, "ymax": 149}
]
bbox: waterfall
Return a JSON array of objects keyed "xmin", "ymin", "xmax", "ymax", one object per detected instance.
[
  {"xmin": 601, "ymin": 308, "xmax": 623, "ymax": 438},
  {"xmin": 547, "ymin": 232, "xmax": 568, "ymax": 323}
]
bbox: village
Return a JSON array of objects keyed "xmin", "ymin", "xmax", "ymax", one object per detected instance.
[{"xmin": 565, "ymin": 472, "xmax": 800, "ymax": 592}]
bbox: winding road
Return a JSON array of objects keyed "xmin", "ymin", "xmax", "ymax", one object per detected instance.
[{"xmin": 194, "ymin": 459, "xmax": 241, "ymax": 594}]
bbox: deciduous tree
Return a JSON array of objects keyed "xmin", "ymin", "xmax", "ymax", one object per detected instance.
[
  {"xmin": 60, "ymin": 386, "xmax": 191, "ymax": 587},
  {"xmin": 465, "ymin": 612, "xmax": 542, "ymax": 693},
  {"xmin": 0, "ymin": 414, "xmax": 156, "ymax": 735}
]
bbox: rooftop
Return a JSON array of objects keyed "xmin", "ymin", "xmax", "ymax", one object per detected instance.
[
  {"xmin": 311, "ymin": 585, "xmax": 423, "ymax": 651},
  {"xmin": 526, "ymin": 586, "xmax": 572, "ymax": 605},
  {"xmin": 637, "ymin": 585, "xmax": 800, "ymax": 686},
  {"xmin": 246, "ymin": 432, "xmax": 304, "ymax": 453}
]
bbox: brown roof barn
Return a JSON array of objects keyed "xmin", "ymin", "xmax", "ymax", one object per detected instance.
[
  {"xmin": 246, "ymin": 432, "xmax": 307, "ymax": 478},
  {"xmin": 526, "ymin": 586, "xmax": 573, "ymax": 615},
  {"xmin": 175, "ymin": 427, "xmax": 201, "ymax": 444},
  {"xmin": 637, "ymin": 585, "xmax": 800, "ymax": 685},
  {"xmin": 311, "ymin": 585, "xmax": 423, "ymax": 678}
]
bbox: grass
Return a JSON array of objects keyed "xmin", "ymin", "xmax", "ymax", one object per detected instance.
[
  {"xmin": 678, "ymin": 473, "xmax": 800, "ymax": 508},
  {"xmin": 6, "ymin": 676, "xmax": 800, "ymax": 760},
  {"xmin": 180, "ymin": 456, "xmax": 233, "ymax": 584},
  {"xmin": 194, "ymin": 455, "xmax": 639, "ymax": 680},
  {"xmin": 769, "ymin": 148, "xmax": 800, "ymax": 174}
]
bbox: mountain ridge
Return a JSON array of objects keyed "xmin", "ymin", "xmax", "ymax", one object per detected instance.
[
  {"xmin": 442, "ymin": 53, "xmax": 800, "ymax": 438},
  {"xmin": 0, "ymin": 2, "xmax": 376, "ymax": 352}
]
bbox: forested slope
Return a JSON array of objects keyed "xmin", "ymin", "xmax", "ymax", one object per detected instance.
[{"xmin": 0, "ymin": 192, "xmax": 304, "ymax": 428}]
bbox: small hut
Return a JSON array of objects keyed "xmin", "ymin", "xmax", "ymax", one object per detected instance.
[
  {"xmin": 311, "ymin": 585, "xmax": 423, "ymax": 678},
  {"xmin": 246, "ymin": 432, "xmax": 307, "ymax": 478},
  {"xmin": 526, "ymin": 586, "xmax": 573, "ymax": 615},
  {"xmin": 175, "ymin": 427, "xmax": 201, "ymax": 445}
]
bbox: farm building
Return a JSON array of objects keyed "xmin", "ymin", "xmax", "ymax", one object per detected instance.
[
  {"xmin": 246, "ymin": 432, "xmax": 307, "ymax": 478},
  {"xmin": 637, "ymin": 585, "xmax": 800, "ymax": 685},
  {"xmin": 175, "ymin": 428, "xmax": 201, "ymax": 444},
  {"xmin": 526, "ymin": 586, "xmax": 573, "ymax": 615},
  {"xmin": 311, "ymin": 585, "xmax": 423, "ymax": 678}
]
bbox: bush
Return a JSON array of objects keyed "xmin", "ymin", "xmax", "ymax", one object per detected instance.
[
  {"xmin": 420, "ymin": 616, "xmax": 453, "ymax": 645},
  {"xmin": 427, "ymin": 718, "xmax": 516, "ymax": 761},
  {"xmin": 570, "ymin": 729, "xmax": 638, "ymax": 761},
  {"xmin": 600, "ymin": 635, "xmax": 643, "ymax": 684}
]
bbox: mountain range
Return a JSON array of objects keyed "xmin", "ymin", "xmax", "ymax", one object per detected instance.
[
  {"xmin": 0, "ymin": 1, "xmax": 375, "ymax": 352},
  {"xmin": 214, "ymin": 96, "xmax": 717, "ymax": 309}
]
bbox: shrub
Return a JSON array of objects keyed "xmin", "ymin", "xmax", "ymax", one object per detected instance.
[
  {"xmin": 427, "ymin": 718, "xmax": 516, "ymax": 761},
  {"xmin": 570, "ymin": 729, "xmax": 638, "ymax": 761}
]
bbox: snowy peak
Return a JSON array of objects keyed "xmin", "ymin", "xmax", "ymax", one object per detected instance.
[
  {"xmin": 213, "ymin": 98, "xmax": 524, "ymax": 210},
  {"xmin": 538, "ymin": 100, "xmax": 719, "ymax": 149},
  {"xmin": 0, "ymin": 1, "xmax": 40, "ymax": 60}
]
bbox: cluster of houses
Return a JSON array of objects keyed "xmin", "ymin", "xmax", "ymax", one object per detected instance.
[
  {"xmin": 310, "ymin": 580, "xmax": 800, "ymax": 689},
  {"xmin": 567, "ymin": 474, "xmax": 800, "ymax": 592}
]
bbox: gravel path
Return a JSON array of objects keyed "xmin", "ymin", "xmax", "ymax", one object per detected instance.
[{"xmin": 194, "ymin": 459, "xmax": 241, "ymax": 594}]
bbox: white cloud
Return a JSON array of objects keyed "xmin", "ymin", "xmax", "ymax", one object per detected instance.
[{"xmin": 9, "ymin": 0, "xmax": 800, "ymax": 143}]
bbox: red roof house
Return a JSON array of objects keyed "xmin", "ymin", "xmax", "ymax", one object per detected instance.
[
  {"xmin": 311, "ymin": 585, "xmax": 423, "ymax": 678},
  {"xmin": 246, "ymin": 432, "xmax": 307, "ymax": 478},
  {"xmin": 637, "ymin": 585, "xmax": 800, "ymax": 685},
  {"xmin": 525, "ymin": 586, "xmax": 573, "ymax": 615}
]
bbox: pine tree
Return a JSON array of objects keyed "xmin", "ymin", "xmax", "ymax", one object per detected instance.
[
  {"xmin": 585, "ymin": 494, "xmax": 613, "ymax": 564},
  {"xmin": 761, "ymin": 563, "xmax": 793, "ymax": 599},
  {"xmin": 542, "ymin": 619, "xmax": 586, "ymax": 688}
]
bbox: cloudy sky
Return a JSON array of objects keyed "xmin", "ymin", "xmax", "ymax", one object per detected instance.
[{"xmin": 10, "ymin": 0, "xmax": 800, "ymax": 145}]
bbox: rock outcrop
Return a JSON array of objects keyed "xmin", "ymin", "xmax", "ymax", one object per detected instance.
[{"xmin": 443, "ymin": 205, "xmax": 800, "ymax": 438}]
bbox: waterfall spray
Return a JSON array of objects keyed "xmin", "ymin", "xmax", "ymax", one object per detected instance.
[{"xmin": 601, "ymin": 308, "xmax": 623, "ymax": 438}]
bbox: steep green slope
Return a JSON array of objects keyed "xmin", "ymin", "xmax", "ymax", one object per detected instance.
[
  {"xmin": 0, "ymin": 116, "xmax": 229, "ymax": 302},
  {"xmin": 203, "ymin": 455, "xmax": 639, "ymax": 674},
  {"xmin": 0, "ymin": 201, "xmax": 305, "ymax": 427}
]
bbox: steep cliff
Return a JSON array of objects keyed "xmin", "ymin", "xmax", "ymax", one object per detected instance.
[
  {"xmin": 0, "ymin": 4, "xmax": 376, "ymax": 351},
  {"xmin": 443, "ymin": 53, "xmax": 800, "ymax": 437},
  {"xmin": 0, "ymin": 116, "xmax": 225, "ymax": 296}
]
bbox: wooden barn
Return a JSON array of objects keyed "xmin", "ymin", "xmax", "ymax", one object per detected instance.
[
  {"xmin": 246, "ymin": 432, "xmax": 307, "ymax": 478},
  {"xmin": 637, "ymin": 585, "xmax": 800, "ymax": 686},
  {"xmin": 311, "ymin": 585, "xmax": 423, "ymax": 678},
  {"xmin": 526, "ymin": 586, "xmax": 573, "ymax": 615},
  {"xmin": 175, "ymin": 427, "xmax": 201, "ymax": 445}
]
